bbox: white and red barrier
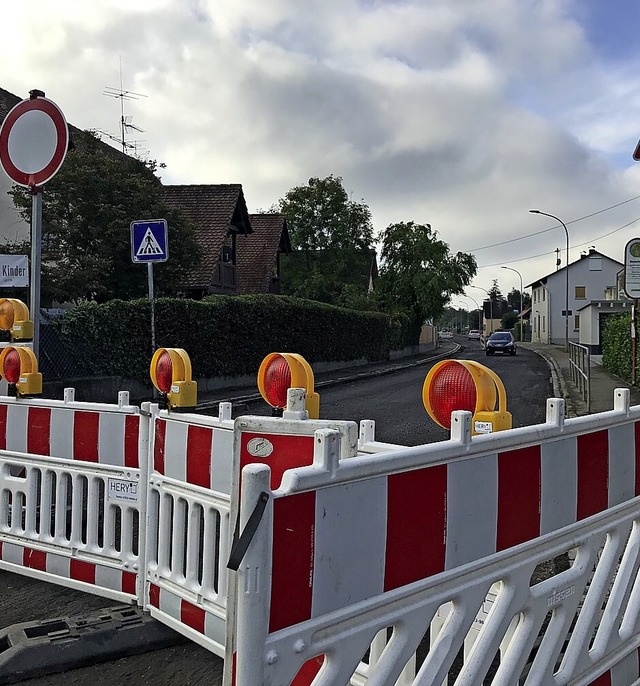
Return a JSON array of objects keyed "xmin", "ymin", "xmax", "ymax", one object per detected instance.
[
  {"xmin": 0, "ymin": 389, "xmax": 147, "ymax": 603},
  {"xmin": 5, "ymin": 382, "xmax": 640, "ymax": 685}
]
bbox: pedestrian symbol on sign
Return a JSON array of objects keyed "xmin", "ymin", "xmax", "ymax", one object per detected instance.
[{"xmin": 137, "ymin": 229, "xmax": 164, "ymax": 257}]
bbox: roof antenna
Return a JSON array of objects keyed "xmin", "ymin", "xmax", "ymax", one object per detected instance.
[{"xmin": 102, "ymin": 56, "xmax": 147, "ymax": 155}]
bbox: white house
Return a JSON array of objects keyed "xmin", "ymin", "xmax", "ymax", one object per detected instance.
[{"xmin": 526, "ymin": 248, "xmax": 622, "ymax": 346}]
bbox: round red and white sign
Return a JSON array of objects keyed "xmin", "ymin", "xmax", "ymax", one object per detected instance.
[{"xmin": 0, "ymin": 96, "xmax": 68, "ymax": 187}]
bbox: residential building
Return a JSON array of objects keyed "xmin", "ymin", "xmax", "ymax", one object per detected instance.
[{"xmin": 526, "ymin": 248, "xmax": 622, "ymax": 346}]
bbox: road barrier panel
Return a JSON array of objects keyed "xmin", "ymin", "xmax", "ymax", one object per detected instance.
[{"xmin": 4, "ymin": 382, "xmax": 640, "ymax": 685}]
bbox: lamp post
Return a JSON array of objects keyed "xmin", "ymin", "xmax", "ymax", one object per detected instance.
[
  {"xmin": 501, "ymin": 266, "xmax": 524, "ymax": 341},
  {"xmin": 529, "ymin": 210, "xmax": 570, "ymax": 351},
  {"xmin": 471, "ymin": 285, "xmax": 493, "ymax": 335},
  {"xmin": 462, "ymin": 294, "xmax": 482, "ymax": 332}
]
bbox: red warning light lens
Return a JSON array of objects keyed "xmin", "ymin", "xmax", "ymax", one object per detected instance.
[
  {"xmin": 3, "ymin": 349, "xmax": 21, "ymax": 384},
  {"xmin": 263, "ymin": 355, "xmax": 292, "ymax": 408},
  {"xmin": 428, "ymin": 362, "xmax": 476, "ymax": 429},
  {"xmin": 156, "ymin": 351, "xmax": 173, "ymax": 394}
]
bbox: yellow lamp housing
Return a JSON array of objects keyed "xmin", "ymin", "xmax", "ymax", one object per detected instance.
[
  {"xmin": 257, "ymin": 352, "xmax": 320, "ymax": 419},
  {"xmin": 422, "ymin": 359, "xmax": 511, "ymax": 435},
  {"xmin": 150, "ymin": 347, "xmax": 197, "ymax": 411},
  {"xmin": 0, "ymin": 345, "xmax": 42, "ymax": 397},
  {"xmin": 0, "ymin": 298, "xmax": 34, "ymax": 342}
]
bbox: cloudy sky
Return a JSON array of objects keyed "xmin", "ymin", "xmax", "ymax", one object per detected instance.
[{"xmin": 2, "ymin": 0, "xmax": 640, "ymax": 300}]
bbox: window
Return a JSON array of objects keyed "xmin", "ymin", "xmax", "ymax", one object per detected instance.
[
  {"xmin": 574, "ymin": 315, "xmax": 580, "ymax": 330},
  {"xmin": 575, "ymin": 286, "xmax": 586, "ymax": 299},
  {"xmin": 542, "ymin": 316, "xmax": 545, "ymax": 332},
  {"xmin": 589, "ymin": 257, "xmax": 602, "ymax": 271},
  {"xmin": 542, "ymin": 289, "xmax": 546, "ymax": 301}
]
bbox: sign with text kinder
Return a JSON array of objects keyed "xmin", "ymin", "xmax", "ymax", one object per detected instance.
[{"xmin": 0, "ymin": 255, "xmax": 28, "ymax": 287}]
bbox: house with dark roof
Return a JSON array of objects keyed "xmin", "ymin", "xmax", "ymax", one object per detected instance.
[
  {"xmin": 237, "ymin": 214, "xmax": 292, "ymax": 294},
  {"xmin": 162, "ymin": 184, "xmax": 253, "ymax": 297}
]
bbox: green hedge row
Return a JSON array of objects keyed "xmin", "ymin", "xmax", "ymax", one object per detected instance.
[
  {"xmin": 602, "ymin": 313, "xmax": 633, "ymax": 381},
  {"xmin": 51, "ymin": 295, "xmax": 413, "ymax": 381}
]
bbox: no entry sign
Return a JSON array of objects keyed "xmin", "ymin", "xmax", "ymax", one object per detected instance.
[{"xmin": 0, "ymin": 94, "xmax": 68, "ymax": 187}]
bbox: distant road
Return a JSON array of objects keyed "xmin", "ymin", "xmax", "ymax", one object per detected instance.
[{"xmin": 7, "ymin": 340, "xmax": 552, "ymax": 684}]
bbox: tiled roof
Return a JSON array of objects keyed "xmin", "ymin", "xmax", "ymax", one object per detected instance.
[
  {"xmin": 162, "ymin": 184, "xmax": 252, "ymax": 291},
  {"xmin": 237, "ymin": 214, "xmax": 291, "ymax": 294},
  {"xmin": 0, "ymin": 87, "xmax": 20, "ymax": 120}
]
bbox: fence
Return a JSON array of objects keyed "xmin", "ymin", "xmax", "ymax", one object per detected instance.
[
  {"xmin": 569, "ymin": 340, "xmax": 591, "ymax": 411},
  {"xmin": 3, "ymin": 385, "xmax": 640, "ymax": 685}
]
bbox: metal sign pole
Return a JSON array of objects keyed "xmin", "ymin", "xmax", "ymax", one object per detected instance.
[
  {"xmin": 148, "ymin": 262, "xmax": 156, "ymax": 355},
  {"xmin": 633, "ymin": 300, "xmax": 638, "ymax": 386},
  {"xmin": 30, "ymin": 187, "xmax": 42, "ymax": 358}
]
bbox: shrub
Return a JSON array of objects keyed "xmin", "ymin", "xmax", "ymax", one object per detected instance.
[
  {"xmin": 602, "ymin": 313, "xmax": 633, "ymax": 382},
  {"xmin": 49, "ymin": 295, "xmax": 413, "ymax": 381}
]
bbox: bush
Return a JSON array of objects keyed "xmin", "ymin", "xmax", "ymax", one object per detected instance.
[
  {"xmin": 602, "ymin": 313, "xmax": 633, "ymax": 382},
  {"xmin": 49, "ymin": 295, "xmax": 413, "ymax": 381}
]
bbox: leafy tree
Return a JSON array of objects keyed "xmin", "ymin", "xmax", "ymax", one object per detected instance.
[
  {"xmin": 7, "ymin": 131, "xmax": 201, "ymax": 304},
  {"xmin": 276, "ymin": 175, "xmax": 376, "ymax": 308},
  {"xmin": 501, "ymin": 311, "xmax": 518, "ymax": 330},
  {"xmin": 376, "ymin": 221, "xmax": 477, "ymax": 342},
  {"xmin": 506, "ymin": 287, "xmax": 531, "ymax": 313},
  {"xmin": 278, "ymin": 175, "xmax": 374, "ymax": 251}
]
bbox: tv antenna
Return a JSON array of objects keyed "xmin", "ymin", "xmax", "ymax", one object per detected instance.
[{"xmin": 103, "ymin": 57, "xmax": 147, "ymax": 155}]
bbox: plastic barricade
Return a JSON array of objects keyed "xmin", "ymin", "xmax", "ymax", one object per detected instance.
[
  {"xmin": 0, "ymin": 388, "xmax": 147, "ymax": 604},
  {"xmin": 226, "ymin": 390, "xmax": 640, "ymax": 686}
]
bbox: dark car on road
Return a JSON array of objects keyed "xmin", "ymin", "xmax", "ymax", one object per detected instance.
[{"xmin": 485, "ymin": 331, "xmax": 516, "ymax": 356}]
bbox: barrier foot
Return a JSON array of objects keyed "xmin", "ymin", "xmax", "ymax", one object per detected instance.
[{"xmin": 0, "ymin": 605, "xmax": 188, "ymax": 684}]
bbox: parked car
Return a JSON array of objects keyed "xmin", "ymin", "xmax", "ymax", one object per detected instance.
[
  {"xmin": 439, "ymin": 330, "xmax": 453, "ymax": 339},
  {"xmin": 468, "ymin": 330, "xmax": 481, "ymax": 340},
  {"xmin": 485, "ymin": 331, "xmax": 516, "ymax": 356}
]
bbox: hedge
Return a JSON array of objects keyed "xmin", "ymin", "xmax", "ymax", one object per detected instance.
[
  {"xmin": 602, "ymin": 312, "xmax": 633, "ymax": 382},
  {"xmin": 49, "ymin": 295, "xmax": 413, "ymax": 381}
]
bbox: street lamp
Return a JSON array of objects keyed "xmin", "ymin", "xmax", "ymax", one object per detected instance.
[
  {"xmin": 529, "ymin": 210, "xmax": 570, "ymax": 351},
  {"xmin": 470, "ymin": 285, "xmax": 494, "ymax": 335},
  {"xmin": 501, "ymin": 266, "xmax": 524, "ymax": 341},
  {"xmin": 461, "ymin": 294, "xmax": 482, "ymax": 333}
]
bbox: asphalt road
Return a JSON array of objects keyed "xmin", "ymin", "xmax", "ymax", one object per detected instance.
[{"xmin": 3, "ymin": 340, "xmax": 552, "ymax": 685}]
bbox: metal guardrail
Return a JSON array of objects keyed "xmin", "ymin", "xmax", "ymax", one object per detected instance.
[{"xmin": 569, "ymin": 340, "xmax": 591, "ymax": 411}]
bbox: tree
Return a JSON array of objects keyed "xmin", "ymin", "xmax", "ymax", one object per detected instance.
[
  {"xmin": 276, "ymin": 175, "xmax": 377, "ymax": 308},
  {"xmin": 7, "ymin": 130, "xmax": 201, "ymax": 304},
  {"xmin": 376, "ymin": 221, "xmax": 477, "ymax": 342}
]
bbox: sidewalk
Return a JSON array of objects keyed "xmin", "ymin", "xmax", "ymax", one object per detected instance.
[{"xmin": 521, "ymin": 342, "xmax": 640, "ymax": 417}]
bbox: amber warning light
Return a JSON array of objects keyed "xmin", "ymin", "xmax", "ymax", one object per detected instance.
[
  {"xmin": 422, "ymin": 360, "xmax": 511, "ymax": 434},
  {"xmin": 150, "ymin": 348, "xmax": 197, "ymax": 411},
  {"xmin": 0, "ymin": 298, "xmax": 34, "ymax": 342},
  {"xmin": 0, "ymin": 345, "xmax": 42, "ymax": 397},
  {"xmin": 257, "ymin": 352, "xmax": 320, "ymax": 419}
]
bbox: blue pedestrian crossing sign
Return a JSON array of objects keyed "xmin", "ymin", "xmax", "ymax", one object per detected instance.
[{"xmin": 131, "ymin": 219, "xmax": 168, "ymax": 263}]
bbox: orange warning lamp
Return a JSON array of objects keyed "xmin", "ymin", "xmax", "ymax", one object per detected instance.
[
  {"xmin": 422, "ymin": 360, "xmax": 511, "ymax": 434},
  {"xmin": 257, "ymin": 353, "xmax": 320, "ymax": 419},
  {"xmin": 0, "ymin": 298, "xmax": 34, "ymax": 342},
  {"xmin": 150, "ymin": 348, "xmax": 197, "ymax": 410},
  {"xmin": 0, "ymin": 345, "xmax": 42, "ymax": 397}
]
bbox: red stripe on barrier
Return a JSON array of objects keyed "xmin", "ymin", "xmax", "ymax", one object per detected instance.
[
  {"xmin": 577, "ymin": 431, "xmax": 609, "ymax": 520},
  {"xmin": 181, "ymin": 599, "xmax": 206, "ymax": 634},
  {"xmin": 186, "ymin": 425, "xmax": 212, "ymax": 488},
  {"xmin": 0, "ymin": 404, "xmax": 6, "ymax": 449},
  {"xmin": 240, "ymin": 432, "xmax": 315, "ymax": 490},
  {"xmin": 23, "ymin": 547, "xmax": 47, "ymax": 571},
  {"xmin": 122, "ymin": 571, "xmax": 137, "ymax": 595},
  {"xmin": 384, "ymin": 465, "xmax": 447, "ymax": 590},
  {"xmin": 587, "ymin": 671, "xmax": 612, "ymax": 686},
  {"xmin": 27, "ymin": 407, "xmax": 51, "ymax": 456},
  {"xmin": 154, "ymin": 420, "xmax": 166, "ymax": 475},
  {"xmin": 70, "ymin": 559, "xmax": 96, "ymax": 584},
  {"xmin": 635, "ymin": 422, "xmax": 640, "ymax": 496},
  {"xmin": 124, "ymin": 415, "xmax": 140, "ymax": 468},
  {"xmin": 73, "ymin": 411, "xmax": 99, "ymax": 462},
  {"xmin": 270, "ymin": 491, "xmax": 316, "ymax": 632},
  {"xmin": 149, "ymin": 582, "xmax": 160, "ymax": 608},
  {"xmin": 497, "ymin": 446, "xmax": 541, "ymax": 550},
  {"xmin": 291, "ymin": 656, "xmax": 324, "ymax": 685}
]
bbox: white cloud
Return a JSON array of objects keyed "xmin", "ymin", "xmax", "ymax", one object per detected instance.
[{"xmin": 2, "ymin": 0, "xmax": 640, "ymax": 295}]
